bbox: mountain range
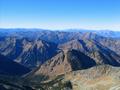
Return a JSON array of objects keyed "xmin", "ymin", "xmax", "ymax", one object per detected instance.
[{"xmin": 0, "ymin": 28, "xmax": 120, "ymax": 90}]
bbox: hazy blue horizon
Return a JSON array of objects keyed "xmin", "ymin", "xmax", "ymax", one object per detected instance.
[
  {"xmin": 0, "ymin": 28, "xmax": 120, "ymax": 32},
  {"xmin": 0, "ymin": 0, "xmax": 120, "ymax": 31}
]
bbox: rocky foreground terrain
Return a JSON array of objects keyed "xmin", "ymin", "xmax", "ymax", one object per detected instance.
[
  {"xmin": 65, "ymin": 65, "xmax": 120, "ymax": 90},
  {"xmin": 0, "ymin": 29, "xmax": 120, "ymax": 90},
  {"xmin": 0, "ymin": 65, "xmax": 119, "ymax": 90}
]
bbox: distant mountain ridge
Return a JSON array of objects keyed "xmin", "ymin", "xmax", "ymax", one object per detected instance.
[
  {"xmin": 0, "ymin": 29, "xmax": 120, "ymax": 90},
  {"xmin": 0, "ymin": 37, "xmax": 59, "ymax": 68},
  {"xmin": 0, "ymin": 28, "xmax": 120, "ymax": 69},
  {"xmin": 62, "ymin": 29, "xmax": 120, "ymax": 38},
  {"xmin": 59, "ymin": 39, "xmax": 120, "ymax": 66}
]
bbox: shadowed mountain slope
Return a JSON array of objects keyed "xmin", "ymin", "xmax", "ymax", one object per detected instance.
[
  {"xmin": 0, "ymin": 37, "xmax": 59, "ymax": 68},
  {"xmin": 59, "ymin": 39, "xmax": 120, "ymax": 66},
  {"xmin": 33, "ymin": 50, "xmax": 96, "ymax": 77},
  {"xmin": 0, "ymin": 54, "xmax": 30, "ymax": 76}
]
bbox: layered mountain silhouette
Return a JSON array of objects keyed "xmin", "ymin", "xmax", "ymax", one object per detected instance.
[
  {"xmin": 0, "ymin": 37, "xmax": 59, "ymax": 68},
  {"xmin": 0, "ymin": 29, "xmax": 120, "ymax": 70},
  {"xmin": 59, "ymin": 39, "xmax": 120, "ymax": 66},
  {"xmin": 33, "ymin": 39, "xmax": 120, "ymax": 77},
  {"xmin": 0, "ymin": 29, "xmax": 120, "ymax": 90}
]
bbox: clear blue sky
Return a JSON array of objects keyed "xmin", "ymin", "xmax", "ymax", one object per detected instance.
[{"xmin": 0, "ymin": 0, "xmax": 120, "ymax": 30}]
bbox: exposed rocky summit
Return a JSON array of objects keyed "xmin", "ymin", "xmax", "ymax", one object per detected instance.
[
  {"xmin": 33, "ymin": 50, "xmax": 96, "ymax": 77},
  {"xmin": 65, "ymin": 65, "xmax": 120, "ymax": 90}
]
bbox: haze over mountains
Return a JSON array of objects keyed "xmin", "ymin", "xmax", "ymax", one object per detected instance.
[{"xmin": 0, "ymin": 28, "xmax": 120, "ymax": 90}]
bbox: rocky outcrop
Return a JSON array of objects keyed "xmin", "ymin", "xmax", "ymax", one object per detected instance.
[
  {"xmin": 65, "ymin": 65, "xmax": 120, "ymax": 90},
  {"xmin": 33, "ymin": 50, "xmax": 96, "ymax": 77}
]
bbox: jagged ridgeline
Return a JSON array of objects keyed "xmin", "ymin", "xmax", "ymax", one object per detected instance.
[{"xmin": 0, "ymin": 29, "xmax": 120, "ymax": 90}]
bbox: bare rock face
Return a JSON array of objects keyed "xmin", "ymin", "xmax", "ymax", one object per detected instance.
[
  {"xmin": 59, "ymin": 39, "xmax": 120, "ymax": 66},
  {"xmin": 15, "ymin": 39, "xmax": 59, "ymax": 68},
  {"xmin": 65, "ymin": 65, "xmax": 120, "ymax": 90},
  {"xmin": 32, "ymin": 39, "xmax": 120, "ymax": 78},
  {"xmin": 0, "ymin": 37, "xmax": 59, "ymax": 68},
  {"xmin": 98, "ymin": 38, "xmax": 120, "ymax": 55},
  {"xmin": 33, "ymin": 50, "xmax": 96, "ymax": 77}
]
